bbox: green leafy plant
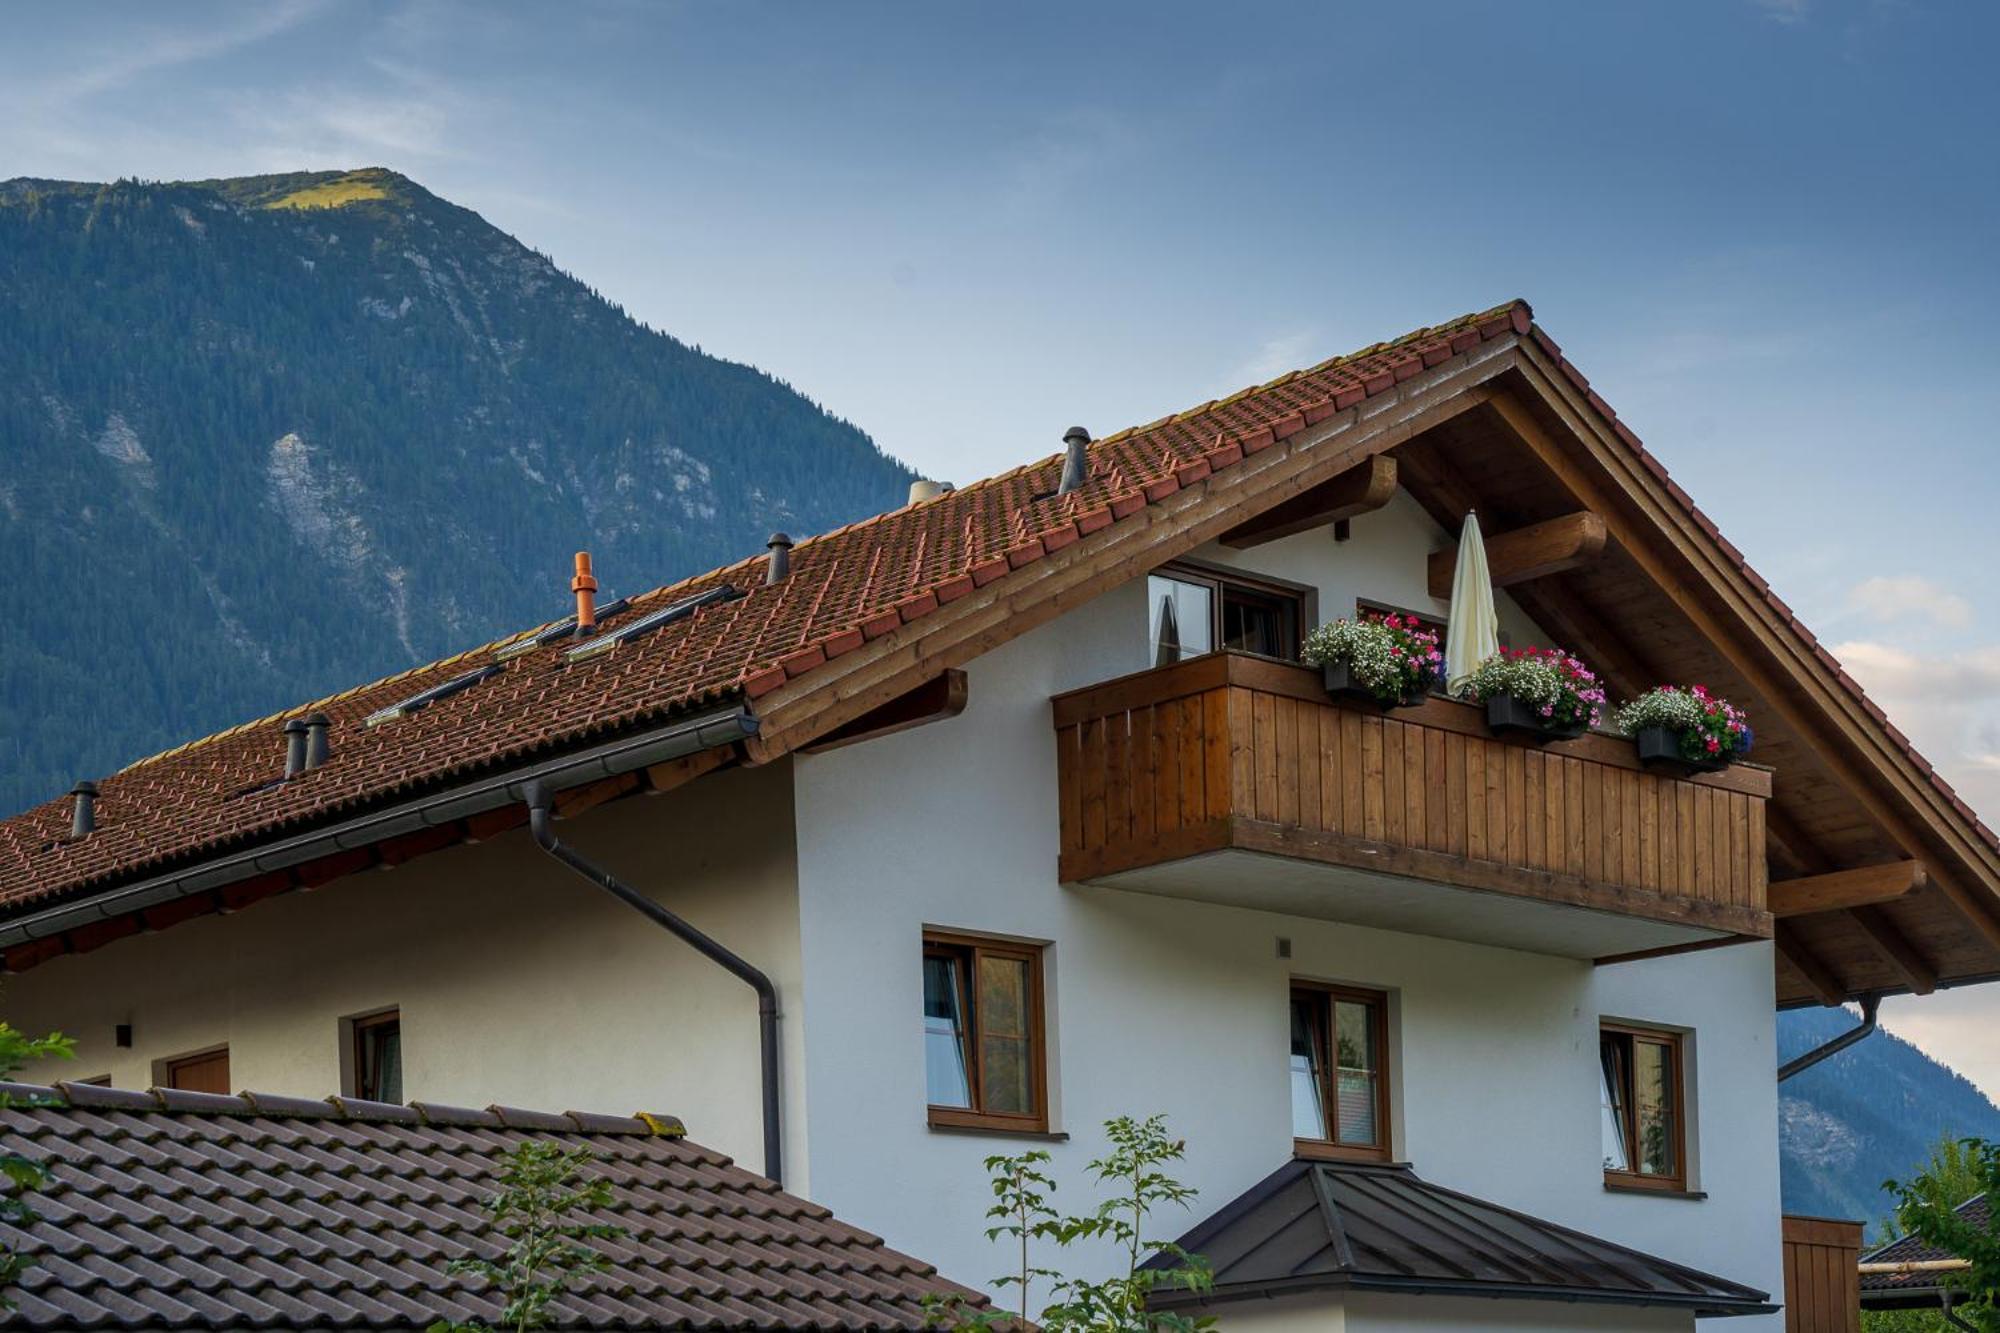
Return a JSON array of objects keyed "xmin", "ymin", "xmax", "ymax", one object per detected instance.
[
  {"xmin": 430, "ymin": 1141, "xmax": 625, "ymax": 1333},
  {"xmin": 0, "ymin": 1021, "xmax": 74, "ymax": 1308},
  {"xmin": 1881, "ymin": 1136, "xmax": 2000, "ymax": 1332},
  {"xmin": 927, "ymin": 1114, "xmax": 1215, "ymax": 1333}
]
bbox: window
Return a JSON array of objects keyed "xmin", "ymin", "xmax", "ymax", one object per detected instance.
[
  {"xmin": 923, "ymin": 931, "xmax": 1047, "ymax": 1132},
  {"xmin": 1149, "ymin": 564, "xmax": 1306, "ymax": 666},
  {"xmin": 164, "ymin": 1048, "xmax": 230, "ymax": 1094},
  {"xmin": 349, "ymin": 1010, "xmax": 403, "ymax": 1103},
  {"xmin": 1289, "ymin": 984, "xmax": 1390, "ymax": 1160},
  {"xmin": 1600, "ymin": 1024, "xmax": 1686, "ymax": 1190}
]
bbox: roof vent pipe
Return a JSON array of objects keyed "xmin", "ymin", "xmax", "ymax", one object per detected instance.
[
  {"xmin": 908, "ymin": 479, "xmax": 944, "ymax": 505},
  {"xmin": 283, "ymin": 719, "xmax": 309, "ymax": 778},
  {"xmin": 69, "ymin": 781, "xmax": 97, "ymax": 839},
  {"xmin": 304, "ymin": 713, "xmax": 331, "ymax": 771},
  {"xmin": 765, "ymin": 533, "xmax": 793, "ymax": 586},
  {"xmin": 571, "ymin": 551, "xmax": 599, "ymax": 635},
  {"xmin": 1058, "ymin": 427, "xmax": 1090, "ymax": 495}
]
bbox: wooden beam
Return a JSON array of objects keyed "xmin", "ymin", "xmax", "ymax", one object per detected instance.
[
  {"xmin": 1850, "ymin": 906, "xmax": 1939, "ymax": 995},
  {"xmin": 1769, "ymin": 861, "xmax": 1927, "ymax": 917},
  {"xmin": 1775, "ymin": 923, "xmax": 1849, "ymax": 1006},
  {"xmin": 643, "ymin": 746, "xmax": 730, "ymax": 796},
  {"xmin": 1219, "ymin": 456, "xmax": 1397, "ymax": 548},
  {"xmin": 554, "ymin": 771, "xmax": 641, "ymax": 820},
  {"xmin": 801, "ymin": 670, "xmax": 969, "ymax": 754},
  {"xmin": 1427, "ymin": 510, "xmax": 1608, "ymax": 599}
]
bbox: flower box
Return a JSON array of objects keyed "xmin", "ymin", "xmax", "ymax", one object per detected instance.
[
  {"xmin": 1633, "ymin": 725, "xmax": 1733, "ymax": 775},
  {"xmin": 1302, "ymin": 614, "xmax": 1441, "ymax": 711},
  {"xmin": 1485, "ymin": 692, "xmax": 1589, "ymax": 743},
  {"xmin": 1616, "ymin": 686, "xmax": 1752, "ymax": 774},
  {"xmin": 1321, "ymin": 661, "xmax": 1419, "ymax": 710}
]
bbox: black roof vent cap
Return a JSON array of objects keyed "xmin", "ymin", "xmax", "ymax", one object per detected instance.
[
  {"xmin": 766, "ymin": 533, "xmax": 793, "ymax": 586},
  {"xmin": 1058, "ymin": 427, "xmax": 1090, "ymax": 495},
  {"xmin": 283, "ymin": 719, "xmax": 309, "ymax": 778},
  {"xmin": 69, "ymin": 780, "xmax": 98, "ymax": 839},
  {"xmin": 304, "ymin": 713, "xmax": 332, "ymax": 770}
]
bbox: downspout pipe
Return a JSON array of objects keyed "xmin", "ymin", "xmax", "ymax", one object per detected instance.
[
  {"xmin": 1778, "ymin": 995, "xmax": 1880, "ymax": 1082},
  {"xmin": 524, "ymin": 780, "xmax": 782, "ymax": 1186}
]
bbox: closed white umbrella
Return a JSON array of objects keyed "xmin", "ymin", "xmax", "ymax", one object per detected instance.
[{"xmin": 1445, "ymin": 511, "xmax": 1500, "ymax": 694}]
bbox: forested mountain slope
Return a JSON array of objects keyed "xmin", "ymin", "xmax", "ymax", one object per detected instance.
[
  {"xmin": 0, "ymin": 168, "xmax": 914, "ymax": 814},
  {"xmin": 1778, "ymin": 1007, "xmax": 2000, "ymax": 1234}
]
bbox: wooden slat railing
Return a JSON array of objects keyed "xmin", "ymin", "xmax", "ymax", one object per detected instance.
[
  {"xmin": 1782, "ymin": 1215, "xmax": 1861, "ymax": 1333},
  {"xmin": 1052, "ymin": 653, "xmax": 1772, "ymax": 938}
]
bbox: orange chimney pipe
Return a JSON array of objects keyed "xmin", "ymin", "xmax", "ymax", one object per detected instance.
[{"xmin": 572, "ymin": 551, "xmax": 599, "ymax": 633}]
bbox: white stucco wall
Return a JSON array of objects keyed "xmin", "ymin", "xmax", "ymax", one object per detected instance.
[
  {"xmin": 791, "ymin": 496, "xmax": 1784, "ymax": 1325},
  {"xmin": 1212, "ymin": 1292, "xmax": 1692, "ymax": 1333},
  {"xmin": 4, "ymin": 761, "xmax": 807, "ymax": 1184}
]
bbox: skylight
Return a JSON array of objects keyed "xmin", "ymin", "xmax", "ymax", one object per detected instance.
[
  {"xmin": 494, "ymin": 597, "xmax": 633, "ymax": 660},
  {"xmin": 364, "ymin": 664, "xmax": 504, "ymax": 728},
  {"xmin": 565, "ymin": 585, "xmax": 739, "ymax": 662}
]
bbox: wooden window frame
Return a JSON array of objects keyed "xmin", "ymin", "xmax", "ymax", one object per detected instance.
[
  {"xmin": 1290, "ymin": 981, "xmax": 1393, "ymax": 1163},
  {"xmin": 1154, "ymin": 561, "xmax": 1312, "ymax": 662},
  {"xmin": 347, "ymin": 1008, "xmax": 402, "ymax": 1103},
  {"xmin": 161, "ymin": 1046, "xmax": 230, "ymax": 1094},
  {"xmin": 1599, "ymin": 1022, "xmax": 1688, "ymax": 1193},
  {"xmin": 924, "ymin": 930, "xmax": 1049, "ymax": 1133}
]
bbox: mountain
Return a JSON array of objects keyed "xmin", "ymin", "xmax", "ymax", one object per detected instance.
[
  {"xmin": 0, "ymin": 168, "xmax": 916, "ymax": 816},
  {"xmin": 1778, "ymin": 1008, "xmax": 2000, "ymax": 1235}
]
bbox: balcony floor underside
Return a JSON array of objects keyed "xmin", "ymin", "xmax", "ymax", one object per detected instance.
[{"xmin": 1075, "ymin": 835, "xmax": 1755, "ymax": 961}]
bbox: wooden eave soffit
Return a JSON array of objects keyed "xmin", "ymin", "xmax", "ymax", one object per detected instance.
[
  {"xmin": 1427, "ymin": 510, "xmax": 1609, "ymax": 600},
  {"xmin": 1219, "ymin": 456, "xmax": 1398, "ymax": 549}
]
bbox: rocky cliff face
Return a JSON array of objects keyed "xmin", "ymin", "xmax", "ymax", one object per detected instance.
[{"xmin": 0, "ymin": 168, "xmax": 915, "ymax": 814}]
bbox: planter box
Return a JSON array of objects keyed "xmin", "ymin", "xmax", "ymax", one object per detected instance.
[
  {"xmin": 1633, "ymin": 725, "xmax": 1731, "ymax": 775},
  {"xmin": 1320, "ymin": 661, "xmax": 1417, "ymax": 710},
  {"xmin": 1484, "ymin": 693, "xmax": 1588, "ymax": 744}
]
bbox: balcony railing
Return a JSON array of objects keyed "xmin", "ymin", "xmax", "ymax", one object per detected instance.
[{"xmin": 1051, "ymin": 653, "xmax": 1771, "ymax": 958}]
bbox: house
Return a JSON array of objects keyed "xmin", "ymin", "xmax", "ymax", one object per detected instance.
[
  {"xmin": 1859, "ymin": 1193, "xmax": 1990, "ymax": 1321},
  {"xmin": 0, "ymin": 1077, "xmax": 981, "ymax": 1328},
  {"xmin": 2, "ymin": 299, "xmax": 1997, "ymax": 1332}
]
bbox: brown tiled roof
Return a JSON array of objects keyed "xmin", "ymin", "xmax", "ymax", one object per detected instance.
[
  {"xmin": 0, "ymin": 1079, "xmax": 980, "ymax": 1330},
  {"xmin": 1, "ymin": 295, "xmax": 1991, "ymax": 941},
  {"xmin": 0, "ymin": 302, "xmax": 1531, "ymax": 917},
  {"xmin": 1858, "ymin": 1193, "xmax": 1987, "ymax": 1307}
]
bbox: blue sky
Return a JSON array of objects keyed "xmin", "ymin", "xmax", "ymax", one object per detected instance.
[{"xmin": 5, "ymin": 0, "xmax": 1999, "ymax": 1087}]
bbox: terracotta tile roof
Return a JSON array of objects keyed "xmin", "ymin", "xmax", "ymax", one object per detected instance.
[
  {"xmin": 0, "ymin": 1079, "xmax": 980, "ymax": 1330},
  {"xmin": 0, "ymin": 302, "xmax": 1531, "ymax": 917},
  {"xmin": 1, "ymin": 294, "xmax": 1991, "ymax": 946}
]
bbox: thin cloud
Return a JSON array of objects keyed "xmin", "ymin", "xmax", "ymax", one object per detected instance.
[
  {"xmin": 1848, "ymin": 574, "xmax": 1974, "ymax": 629},
  {"xmin": 1752, "ymin": 0, "xmax": 1811, "ymax": 22},
  {"xmin": 45, "ymin": 1, "xmax": 327, "ymax": 105}
]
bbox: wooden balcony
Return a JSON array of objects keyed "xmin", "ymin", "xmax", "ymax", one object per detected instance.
[{"xmin": 1052, "ymin": 654, "xmax": 1772, "ymax": 960}]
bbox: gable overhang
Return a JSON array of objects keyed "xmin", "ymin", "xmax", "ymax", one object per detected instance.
[{"xmin": 741, "ymin": 331, "xmax": 2000, "ymax": 1006}]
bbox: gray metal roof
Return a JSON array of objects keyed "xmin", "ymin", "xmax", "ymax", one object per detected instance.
[{"xmin": 1146, "ymin": 1159, "xmax": 1774, "ymax": 1318}]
